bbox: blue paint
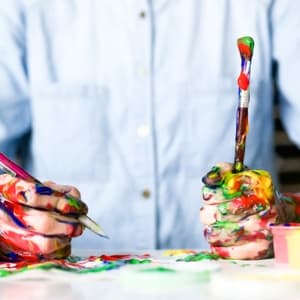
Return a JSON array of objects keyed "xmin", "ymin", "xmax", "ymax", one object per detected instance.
[
  {"xmin": 35, "ymin": 184, "xmax": 53, "ymax": 195},
  {"xmin": 0, "ymin": 200, "xmax": 26, "ymax": 229}
]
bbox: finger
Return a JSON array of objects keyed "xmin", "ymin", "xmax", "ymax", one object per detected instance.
[
  {"xmin": 199, "ymin": 205, "xmax": 218, "ymax": 225},
  {"xmin": 215, "ymin": 162, "xmax": 234, "ymax": 172},
  {"xmin": 210, "ymin": 239, "xmax": 273, "ymax": 260},
  {"xmin": 0, "ymin": 174, "xmax": 87, "ymax": 214},
  {"xmin": 0, "ymin": 208, "xmax": 71, "ymax": 260},
  {"xmin": 202, "ymin": 186, "xmax": 230, "ymax": 205},
  {"xmin": 205, "ymin": 224, "xmax": 271, "ymax": 247},
  {"xmin": 202, "ymin": 163, "xmax": 233, "ymax": 187},
  {"xmin": 0, "ymin": 238, "xmax": 71, "ymax": 261},
  {"xmin": 43, "ymin": 181, "xmax": 81, "ymax": 199},
  {"xmin": 2, "ymin": 200, "xmax": 83, "ymax": 237}
]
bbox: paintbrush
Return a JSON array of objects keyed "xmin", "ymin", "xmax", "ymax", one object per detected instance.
[
  {"xmin": 233, "ymin": 36, "xmax": 255, "ymax": 173},
  {"xmin": 0, "ymin": 152, "xmax": 109, "ymax": 239}
]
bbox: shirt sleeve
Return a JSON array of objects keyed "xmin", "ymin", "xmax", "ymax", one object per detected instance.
[
  {"xmin": 271, "ymin": 0, "xmax": 300, "ymax": 147},
  {"xmin": 0, "ymin": 0, "xmax": 31, "ymax": 158}
]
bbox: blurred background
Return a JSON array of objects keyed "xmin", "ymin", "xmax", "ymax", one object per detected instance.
[
  {"xmin": 275, "ymin": 109, "xmax": 300, "ymax": 193},
  {"xmin": 274, "ymin": 61, "xmax": 300, "ymax": 192}
]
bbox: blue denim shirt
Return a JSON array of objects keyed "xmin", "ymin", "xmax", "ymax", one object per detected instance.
[{"xmin": 1, "ymin": 0, "xmax": 300, "ymax": 250}]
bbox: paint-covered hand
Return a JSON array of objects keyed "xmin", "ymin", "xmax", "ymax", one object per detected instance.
[
  {"xmin": 200, "ymin": 162, "xmax": 278, "ymax": 259},
  {"xmin": 276, "ymin": 192, "xmax": 300, "ymax": 223},
  {"xmin": 0, "ymin": 174, "xmax": 87, "ymax": 261}
]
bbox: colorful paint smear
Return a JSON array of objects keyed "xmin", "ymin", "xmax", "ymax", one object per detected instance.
[
  {"xmin": 201, "ymin": 162, "xmax": 277, "ymax": 259},
  {"xmin": 177, "ymin": 251, "xmax": 220, "ymax": 262},
  {"xmin": 0, "ymin": 152, "xmax": 108, "ymax": 238},
  {"xmin": 233, "ymin": 36, "xmax": 254, "ymax": 173},
  {"xmin": 0, "ymin": 254, "xmax": 152, "ymax": 277},
  {"xmin": 0, "ymin": 174, "xmax": 90, "ymax": 261}
]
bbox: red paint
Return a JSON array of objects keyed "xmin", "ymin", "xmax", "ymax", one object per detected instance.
[
  {"xmin": 238, "ymin": 42, "xmax": 252, "ymax": 60},
  {"xmin": 237, "ymin": 231, "xmax": 267, "ymax": 242},
  {"xmin": 96, "ymin": 253, "xmax": 150, "ymax": 262},
  {"xmin": 211, "ymin": 246, "xmax": 230, "ymax": 258},
  {"xmin": 259, "ymin": 210, "xmax": 277, "ymax": 227},
  {"xmin": 0, "ymin": 230, "xmax": 39, "ymax": 253},
  {"xmin": 237, "ymin": 72, "xmax": 249, "ymax": 90},
  {"xmin": 284, "ymin": 193, "xmax": 300, "ymax": 204},
  {"xmin": 99, "ymin": 254, "xmax": 131, "ymax": 261},
  {"xmin": 231, "ymin": 195, "xmax": 266, "ymax": 210}
]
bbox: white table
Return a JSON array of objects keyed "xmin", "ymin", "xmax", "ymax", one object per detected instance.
[{"xmin": 0, "ymin": 250, "xmax": 299, "ymax": 300}]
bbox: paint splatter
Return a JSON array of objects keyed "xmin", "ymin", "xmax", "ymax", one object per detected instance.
[
  {"xmin": 163, "ymin": 249, "xmax": 198, "ymax": 257},
  {"xmin": 177, "ymin": 251, "xmax": 220, "ymax": 262},
  {"xmin": 0, "ymin": 254, "xmax": 152, "ymax": 278}
]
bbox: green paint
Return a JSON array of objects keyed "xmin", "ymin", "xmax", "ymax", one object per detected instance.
[
  {"xmin": 0, "ymin": 261, "xmax": 121, "ymax": 277},
  {"xmin": 139, "ymin": 267, "xmax": 176, "ymax": 273},
  {"xmin": 255, "ymin": 264, "xmax": 268, "ymax": 268},
  {"xmin": 76, "ymin": 263, "xmax": 119, "ymax": 274},
  {"xmin": 240, "ymin": 263, "xmax": 251, "ymax": 267},
  {"xmin": 256, "ymin": 204, "xmax": 265, "ymax": 212},
  {"xmin": 0, "ymin": 269, "xmax": 10, "ymax": 276},
  {"xmin": 217, "ymin": 203, "xmax": 228, "ymax": 215},
  {"xmin": 223, "ymin": 188, "xmax": 242, "ymax": 199},
  {"xmin": 280, "ymin": 195, "xmax": 295, "ymax": 204},
  {"xmin": 0, "ymin": 255, "xmax": 154, "ymax": 278},
  {"xmin": 126, "ymin": 258, "xmax": 152, "ymax": 264},
  {"xmin": 234, "ymin": 161, "xmax": 243, "ymax": 173},
  {"xmin": 178, "ymin": 252, "xmax": 220, "ymax": 262},
  {"xmin": 238, "ymin": 36, "xmax": 255, "ymax": 53},
  {"xmin": 66, "ymin": 256, "xmax": 82, "ymax": 263},
  {"xmin": 212, "ymin": 221, "xmax": 241, "ymax": 231},
  {"xmin": 65, "ymin": 195, "xmax": 81, "ymax": 209}
]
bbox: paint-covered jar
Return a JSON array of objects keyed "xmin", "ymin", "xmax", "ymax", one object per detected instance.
[{"xmin": 270, "ymin": 223, "xmax": 300, "ymax": 267}]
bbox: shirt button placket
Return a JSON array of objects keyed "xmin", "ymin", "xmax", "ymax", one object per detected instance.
[{"xmin": 131, "ymin": 3, "xmax": 156, "ymax": 250}]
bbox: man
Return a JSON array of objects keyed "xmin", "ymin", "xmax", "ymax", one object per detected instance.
[{"xmin": 0, "ymin": 1, "xmax": 300, "ymax": 258}]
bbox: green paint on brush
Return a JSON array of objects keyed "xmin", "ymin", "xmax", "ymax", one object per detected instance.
[
  {"xmin": 238, "ymin": 36, "xmax": 255, "ymax": 52},
  {"xmin": 65, "ymin": 195, "xmax": 81, "ymax": 209}
]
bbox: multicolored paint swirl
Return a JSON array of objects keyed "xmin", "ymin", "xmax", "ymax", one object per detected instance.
[
  {"xmin": 233, "ymin": 36, "xmax": 254, "ymax": 173},
  {"xmin": 200, "ymin": 163, "xmax": 278, "ymax": 259},
  {"xmin": 0, "ymin": 174, "xmax": 86, "ymax": 261},
  {"xmin": 0, "ymin": 254, "xmax": 151, "ymax": 277}
]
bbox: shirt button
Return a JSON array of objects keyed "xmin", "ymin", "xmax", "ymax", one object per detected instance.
[
  {"xmin": 137, "ymin": 125, "xmax": 150, "ymax": 137},
  {"xmin": 142, "ymin": 189, "xmax": 151, "ymax": 199},
  {"xmin": 139, "ymin": 11, "xmax": 146, "ymax": 18}
]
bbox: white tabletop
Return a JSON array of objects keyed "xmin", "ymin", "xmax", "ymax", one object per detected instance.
[{"xmin": 0, "ymin": 250, "xmax": 299, "ymax": 300}]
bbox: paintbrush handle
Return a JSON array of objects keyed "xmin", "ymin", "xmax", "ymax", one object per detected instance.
[{"xmin": 233, "ymin": 36, "xmax": 254, "ymax": 173}]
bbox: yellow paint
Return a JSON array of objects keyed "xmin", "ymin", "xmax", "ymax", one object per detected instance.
[
  {"xmin": 162, "ymin": 249, "xmax": 197, "ymax": 256},
  {"xmin": 286, "ymin": 229, "xmax": 300, "ymax": 268},
  {"xmin": 224, "ymin": 170, "xmax": 274, "ymax": 204}
]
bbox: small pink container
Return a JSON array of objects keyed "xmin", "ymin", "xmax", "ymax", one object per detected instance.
[{"xmin": 270, "ymin": 223, "xmax": 300, "ymax": 266}]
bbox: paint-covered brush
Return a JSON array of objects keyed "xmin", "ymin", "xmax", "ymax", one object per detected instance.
[
  {"xmin": 0, "ymin": 152, "xmax": 109, "ymax": 239},
  {"xmin": 233, "ymin": 36, "xmax": 255, "ymax": 173}
]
